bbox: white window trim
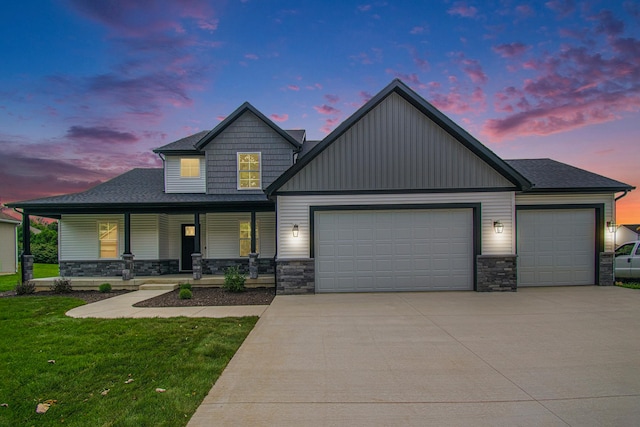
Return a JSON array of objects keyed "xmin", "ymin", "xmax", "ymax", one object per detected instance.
[
  {"xmin": 180, "ymin": 157, "xmax": 201, "ymax": 178},
  {"xmin": 237, "ymin": 152, "xmax": 262, "ymax": 190}
]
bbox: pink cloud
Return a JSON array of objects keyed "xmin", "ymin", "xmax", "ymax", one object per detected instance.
[
  {"xmin": 324, "ymin": 94, "xmax": 340, "ymax": 104},
  {"xmin": 448, "ymin": 2, "xmax": 478, "ymax": 18},
  {"xmin": 357, "ymin": 5, "xmax": 372, "ymax": 12},
  {"xmin": 321, "ymin": 117, "xmax": 341, "ymax": 134},
  {"xmin": 386, "ymin": 69, "xmax": 427, "ymax": 90},
  {"xmin": 515, "ymin": 5, "xmax": 535, "ymax": 17},
  {"xmin": 244, "ymin": 53, "xmax": 259, "ymax": 60},
  {"xmin": 545, "ymin": 0, "xmax": 576, "ymax": 18},
  {"xmin": 493, "ymin": 42, "xmax": 529, "ymax": 58},
  {"xmin": 459, "ymin": 57, "xmax": 488, "ymax": 84},
  {"xmin": 270, "ymin": 113, "xmax": 288, "ymax": 122},
  {"xmin": 314, "ymin": 104, "xmax": 341, "ymax": 115},
  {"xmin": 590, "ymin": 10, "xmax": 624, "ymax": 37},
  {"xmin": 410, "ymin": 26, "xmax": 425, "ymax": 34},
  {"xmin": 287, "ymin": 85, "xmax": 300, "ymax": 91}
]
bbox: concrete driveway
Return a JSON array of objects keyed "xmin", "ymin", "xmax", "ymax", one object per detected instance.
[{"xmin": 188, "ymin": 287, "xmax": 640, "ymax": 426}]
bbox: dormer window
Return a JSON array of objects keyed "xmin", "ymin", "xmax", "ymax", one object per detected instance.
[
  {"xmin": 237, "ymin": 152, "xmax": 261, "ymax": 189},
  {"xmin": 180, "ymin": 158, "xmax": 201, "ymax": 178}
]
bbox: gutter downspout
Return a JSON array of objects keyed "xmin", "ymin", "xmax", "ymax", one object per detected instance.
[{"xmin": 615, "ymin": 190, "xmax": 629, "ymax": 201}]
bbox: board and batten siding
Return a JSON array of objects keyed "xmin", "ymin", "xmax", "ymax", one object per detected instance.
[
  {"xmin": 206, "ymin": 212, "xmax": 276, "ymax": 258},
  {"xmin": 515, "ymin": 193, "xmax": 615, "ymax": 251},
  {"xmin": 279, "ymin": 92, "xmax": 515, "ymax": 192},
  {"xmin": 277, "ymin": 192, "xmax": 515, "ymax": 259},
  {"xmin": 204, "ymin": 111, "xmax": 295, "ymax": 194},
  {"xmin": 164, "ymin": 155, "xmax": 206, "ymax": 193}
]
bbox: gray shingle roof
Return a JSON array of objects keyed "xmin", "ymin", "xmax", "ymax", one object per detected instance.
[
  {"xmin": 505, "ymin": 159, "xmax": 634, "ymax": 192},
  {"xmin": 153, "ymin": 130, "xmax": 209, "ymax": 154},
  {"xmin": 9, "ymin": 169, "xmax": 270, "ymax": 215}
]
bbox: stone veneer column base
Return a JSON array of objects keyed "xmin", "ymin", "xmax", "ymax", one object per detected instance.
[
  {"xmin": 276, "ymin": 259, "xmax": 315, "ymax": 295},
  {"xmin": 599, "ymin": 252, "xmax": 614, "ymax": 286},
  {"xmin": 21, "ymin": 254, "xmax": 34, "ymax": 283},
  {"xmin": 476, "ymin": 254, "xmax": 517, "ymax": 292},
  {"xmin": 192, "ymin": 253, "xmax": 202, "ymax": 280},
  {"xmin": 122, "ymin": 254, "xmax": 134, "ymax": 280}
]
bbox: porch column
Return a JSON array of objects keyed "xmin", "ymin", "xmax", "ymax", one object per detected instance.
[
  {"xmin": 20, "ymin": 212, "xmax": 34, "ymax": 283},
  {"xmin": 192, "ymin": 213, "xmax": 202, "ymax": 280},
  {"xmin": 249, "ymin": 211, "xmax": 258, "ymax": 279},
  {"xmin": 122, "ymin": 213, "xmax": 134, "ymax": 280}
]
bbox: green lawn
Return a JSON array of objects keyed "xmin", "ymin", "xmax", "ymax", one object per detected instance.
[
  {"xmin": 0, "ymin": 297, "xmax": 257, "ymax": 426},
  {"xmin": 616, "ymin": 280, "xmax": 640, "ymax": 289},
  {"xmin": 0, "ymin": 263, "xmax": 60, "ymax": 291}
]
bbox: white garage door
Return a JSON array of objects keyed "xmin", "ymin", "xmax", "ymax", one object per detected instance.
[
  {"xmin": 315, "ymin": 209, "xmax": 474, "ymax": 292},
  {"xmin": 517, "ymin": 209, "xmax": 595, "ymax": 286}
]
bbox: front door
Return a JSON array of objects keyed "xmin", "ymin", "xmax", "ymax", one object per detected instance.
[{"xmin": 181, "ymin": 224, "xmax": 196, "ymax": 271}]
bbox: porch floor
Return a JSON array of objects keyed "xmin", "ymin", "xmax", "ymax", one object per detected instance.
[{"xmin": 31, "ymin": 274, "xmax": 275, "ymax": 291}]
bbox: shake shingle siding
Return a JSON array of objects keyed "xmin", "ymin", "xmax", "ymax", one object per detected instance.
[{"xmin": 204, "ymin": 111, "xmax": 295, "ymax": 194}]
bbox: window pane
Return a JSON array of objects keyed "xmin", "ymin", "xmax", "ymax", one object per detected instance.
[
  {"xmin": 99, "ymin": 222, "xmax": 118, "ymax": 259},
  {"xmin": 237, "ymin": 153, "xmax": 260, "ymax": 189},
  {"xmin": 184, "ymin": 226, "xmax": 195, "ymax": 236},
  {"xmin": 180, "ymin": 158, "xmax": 200, "ymax": 177}
]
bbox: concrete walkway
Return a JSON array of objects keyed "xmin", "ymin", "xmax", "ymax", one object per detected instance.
[
  {"xmin": 188, "ymin": 286, "xmax": 640, "ymax": 426},
  {"xmin": 66, "ymin": 289, "xmax": 269, "ymax": 318}
]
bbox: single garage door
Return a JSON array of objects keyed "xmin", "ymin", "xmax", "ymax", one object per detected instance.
[
  {"xmin": 517, "ymin": 209, "xmax": 595, "ymax": 286},
  {"xmin": 315, "ymin": 209, "xmax": 474, "ymax": 292}
]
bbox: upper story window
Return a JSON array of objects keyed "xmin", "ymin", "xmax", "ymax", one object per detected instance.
[
  {"xmin": 180, "ymin": 158, "xmax": 201, "ymax": 178},
  {"xmin": 99, "ymin": 222, "xmax": 118, "ymax": 259},
  {"xmin": 237, "ymin": 152, "xmax": 261, "ymax": 189}
]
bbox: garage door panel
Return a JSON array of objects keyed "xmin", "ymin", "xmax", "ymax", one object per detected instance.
[
  {"xmin": 517, "ymin": 209, "xmax": 595, "ymax": 286},
  {"xmin": 315, "ymin": 209, "xmax": 473, "ymax": 292}
]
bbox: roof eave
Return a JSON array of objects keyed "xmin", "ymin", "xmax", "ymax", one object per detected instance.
[{"xmin": 519, "ymin": 186, "xmax": 635, "ymax": 194}]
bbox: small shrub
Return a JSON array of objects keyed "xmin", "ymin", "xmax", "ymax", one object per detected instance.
[
  {"xmin": 179, "ymin": 288, "xmax": 192, "ymax": 299},
  {"xmin": 15, "ymin": 281, "xmax": 35, "ymax": 295},
  {"xmin": 223, "ymin": 266, "xmax": 246, "ymax": 293},
  {"xmin": 50, "ymin": 277, "xmax": 72, "ymax": 294},
  {"xmin": 99, "ymin": 283, "xmax": 112, "ymax": 293},
  {"xmin": 179, "ymin": 282, "xmax": 192, "ymax": 290}
]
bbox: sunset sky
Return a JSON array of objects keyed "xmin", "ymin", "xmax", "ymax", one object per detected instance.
[{"xmin": 1, "ymin": 0, "xmax": 639, "ymax": 223}]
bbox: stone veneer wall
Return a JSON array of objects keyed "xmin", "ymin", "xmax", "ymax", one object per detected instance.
[
  {"xmin": 476, "ymin": 255, "xmax": 517, "ymax": 292},
  {"xmin": 60, "ymin": 260, "xmax": 125, "ymax": 277},
  {"xmin": 203, "ymin": 258, "xmax": 275, "ymax": 275},
  {"xmin": 276, "ymin": 259, "xmax": 315, "ymax": 294},
  {"xmin": 599, "ymin": 252, "xmax": 614, "ymax": 286},
  {"xmin": 60, "ymin": 259, "xmax": 180, "ymax": 277}
]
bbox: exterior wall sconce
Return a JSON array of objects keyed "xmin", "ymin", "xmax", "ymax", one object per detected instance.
[
  {"xmin": 292, "ymin": 224, "xmax": 299, "ymax": 237},
  {"xmin": 607, "ymin": 221, "xmax": 616, "ymax": 233},
  {"xmin": 493, "ymin": 220, "xmax": 504, "ymax": 234}
]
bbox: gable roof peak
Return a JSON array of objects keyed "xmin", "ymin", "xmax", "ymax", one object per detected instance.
[{"xmin": 195, "ymin": 102, "xmax": 302, "ymax": 150}]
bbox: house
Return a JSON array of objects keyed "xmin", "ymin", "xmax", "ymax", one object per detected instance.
[
  {"xmin": 8, "ymin": 80, "xmax": 635, "ymax": 292},
  {"xmin": 0, "ymin": 209, "xmax": 20, "ymax": 274},
  {"xmin": 616, "ymin": 224, "xmax": 640, "ymax": 245}
]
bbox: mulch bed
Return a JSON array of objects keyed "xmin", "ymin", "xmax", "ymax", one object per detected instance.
[{"xmin": 133, "ymin": 287, "xmax": 275, "ymax": 307}]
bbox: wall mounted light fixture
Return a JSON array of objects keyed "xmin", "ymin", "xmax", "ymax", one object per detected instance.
[
  {"xmin": 606, "ymin": 221, "xmax": 616, "ymax": 233},
  {"xmin": 292, "ymin": 224, "xmax": 299, "ymax": 237},
  {"xmin": 493, "ymin": 220, "xmax": 504, "ymax": 234}
]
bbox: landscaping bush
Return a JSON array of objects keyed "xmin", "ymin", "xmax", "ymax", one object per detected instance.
[
  {"xmin": 179, "ymin": 288, "xmax": 193, "ymax": 299},
  {"xmin": 50, "ymin": 277, "xmax": 72, "ymax": 293},
  {"xmin": 223, "ymin": 266, "xmax": 246, "ymax": 293},
  {"xmin": 15, "ymin": 281, "xmax": 35, "ymax": 295},
  {"xmin": 99, "ymin": 283, "xmax": 112, "ymax": 293},
  {"xmin": 31, "ymin": 242, "xmax": 58, "ymax": 264},
  {"xmin": 180, "ymin": 282, "xmax": 192, "ymax": 290}
]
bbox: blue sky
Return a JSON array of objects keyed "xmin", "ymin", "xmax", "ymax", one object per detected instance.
[{"xmin": 1, "ymin": 0, "xmax": 639, "ymax": 222}]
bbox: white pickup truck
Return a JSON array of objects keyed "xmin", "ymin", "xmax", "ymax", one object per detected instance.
[{"xmin": 615, "ymin": 241, "xmax": 640, "ymax": 279}]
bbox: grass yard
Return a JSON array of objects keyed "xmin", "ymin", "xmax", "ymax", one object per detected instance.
[
  {"xmin": 0, "ymin": 297, "xmax": 257, "ymax": 426},
  {"xmin": 616, "ymin": 280, "xmax": 640, "ymax": 289},
  {"xmin": 0, "ymin": 263, "xmax": 60, "ymax": 291}
]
